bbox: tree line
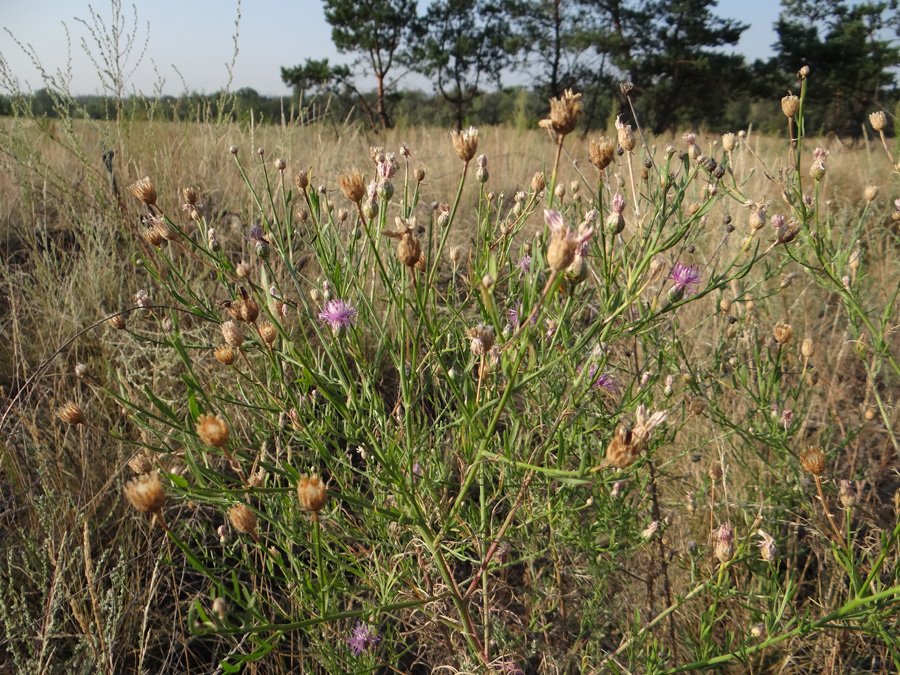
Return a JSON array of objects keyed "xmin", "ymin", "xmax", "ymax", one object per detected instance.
[{"xmin": 5, "ymin": 0, "xmax": 898, "ymax": 136}]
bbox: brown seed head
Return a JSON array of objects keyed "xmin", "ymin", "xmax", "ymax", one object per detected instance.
[
  {"xmin": 228, "ymin": 503, "xmax": 259, "ymax": 541},
  {"xmin": 800, "ymin": 446, "xmax": 826, "ymax": 475},
  {"xmin": 615, "ymin": 115, "xmax": 636, "ymax": 152},
  {"xmin": 450, "ymin": 126, "xmax": 479, "ymax": 162},
  {"xmin": 773, "ymin": 321, "xmax": 793, "ymax": 345},
  {"xmin": 182, "ymin": 187, "xmax": 198, "ymax": 206},
  {"xmin": 540, "ymin": 88, "xmax": 583, "ymax": 137},
  {"xmin": 865, "ymin": 184, "xmax": 878, "ymax": 201},
  {"xmin": 196, "ymin": 413, "xmax": 230, "ymax": 448},
  {"xmin": 722, "ymin": 132, "xmax": 737, "ymax": 152},
  {"xmin": 129, "ymin": 176, "xmax": 158, "ymax": 207},
  {"xmin": 414, "ymin": 166, "xmax": 425, "ymax": 182},
  {"xmin": 214, "ymin": 344, "xmax": 235, "ymax": 365},
  {"xmin": 531, "ymin": 172, "xmax": 546, "ymax": 194},
  {"xmin": 466, "ymin": 324, "xmax": 496, "ymax": 357},
  {"xmin": 259, "ymin": 322, "xmax": 277, "ymax": 346},
  {"xmin": 714, "ymin": 523, "xmax": 735, "ymax": 563},
  {"xmin": 297, "ymin": 474, "xmax": 328, "ymax": 512},
  {"xmin": 338, "ymin": 170, "xmax": 366, "ymax": 204},
  {"xmin": 128, "ymin": 453, "xmax": 153, "ymax": 475},
  {"xmin": 108, "ymin": 314, "xmax": 127, "ymax": 330},
  {"xmin": 589, "ymin": 137, "xmax": 616, "ymax": 171},
  {"xmin": 801, "ymin": 338, "xmax": 814, "ymax": 358},
  {"xmin": 870, "ymin": 110, "xmax": 887, "ymax": 132},
  {"xmin": 235, "ymin": 261, "xmax": 252, "ymax": 279},
  {"xmin": 274, "ymin": 157, "xmax": 286, "ymax": 172},
  {"xmin": 295, "ymin": 170, "xmax": 309, "ymax": 191},
  {"xmin": 781, "ymin": 94, "xmax": 800, "ymax": 118},
  {"xmin": 606, "ymin": 424, "xmax": 638, "ymax": 469},
  {"xmin": 124, "ymin": 472, "xmax": 166, "ymax": 514},
  {"xmin": 58, "ymin": 402, "xmax": 85, "ymax": 425},
  {"xmin": 382, "ymin": 217, "xmax": 421, "ymax": 268}
]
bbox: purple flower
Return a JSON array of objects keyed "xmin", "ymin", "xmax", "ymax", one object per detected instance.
[
  {"xmin": 318, "ymin": 299, "xmax": 358, "ymax": 333},
  {"xmin": 247, "ymin": 224, "xmax": 268, "ymax": 243},
  {"xmin": 515, "ymin": 254, "xmax": 532, "ymax": 275},
  {"xmin": 578, "ymin": 364, "xmax": 618, "ymax": 392},
  {"xmin": 667, "ymin": 263, "xmax": 701, "ymax": 298},
  {"xmin": 346, "ymin": 622, "xmax": 380, "ymax": 656}
]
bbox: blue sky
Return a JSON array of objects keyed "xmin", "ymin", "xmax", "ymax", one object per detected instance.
[{"xmin": 0, "ymin": 0, "xmax": 784, "ymax": 97}]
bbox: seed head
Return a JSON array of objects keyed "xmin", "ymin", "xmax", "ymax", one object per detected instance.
[
  {"xmin": 128, "ymin": 453, "xmax": 153, "ymax": 475},
  {"xmin": 751, "ymin": 623, "xmax": 766, "ymax": 638},
  {"xmin": 229, "ymin": 503, "xmax": 260, "ymax": 541},
  {"xmin": 870, "ymin": 110, "xmax": 887, "ymax": 132},
  {"xmin": 212, "ymin": 597, "xmax": 227, "ymax": 620},
  {"xmin": 222, "ymin": 320, "xmax": 243, "ymax": 348},
  {"xmin": 450, "ymin": 126, "xmax": 479, "ymax": 162},
  {"xmin": 382, "ymin": 216, "xmax": 421, "ymax": 268},
  {"xmin": 800, "ymin": 446, "xmax": 826, "ymax": 475},
  {"xmin": 124, "ymin": 471, "xmax": 166, "ymax": 514},
  {"xmin": 339, "ymin": 170, "xmax": 366, "ymax": 204},
  {"xmin": 757, "ymin": 529, "xmax": 777, "ymax": 561},
  {"xmin": 108, "ymin": 314, "xmax": 127, "ymax": 330},
  {"xmin": 722, "ymin": 133, "xmax": 737, "ymax": 152},
  {"xmin": 259, "ymin": 322, "xmax": 277, "ymax": 346},
  {"xmin": 212, "ymin": 344, "xmax": 234, "ymax": 365},
  {"xmin": 539, "ymin": 88, "xmax": 583, "ymax": 137},
  {"xmin": 57, "ymin": 402, "xmax": 85, "ymax": 425},
  {"xmin": 128, "ymin": 177, "xmax": 158, "ymax": 207},
  {"xmin": 781, "ymin": 93, "xmax": 800, "ymax": 118},
  {"xmin": 297, "ymin": 473, "xmax": 327, "ymax": 512},
  {"xmin": 773, "ymin": 321, "xmax": 793, "ymax": 345},
  {"xmin": 531, "ymin": 172, "xmax": 546, "ymax": 194},
  {"xmin": 865, "ymin": 185, "xmax": 878, "ymax": 201},
  {"xmin": 615, "ymin": 115, "xmax": 636, "ymax": 152},
  {"xmin": 414, "ymin": 166, "xmax": 425, "ymax": 182},
  {"xmin": 544, "ymin": 209, "xmax": 593, "ymax": 271},
  {"xmin": 589, "ymin": 137, "xmax": 616, "ymax": 171},
  {"xmin": 839, "ymin": 479, "xmax": 858, "ymax": 508},
  {"xmin": 229, "ymin": 145, "xmax": 239, "ymax": 156},
  {"xmin": 196, "ymin": 413, "xmax": 230, "ymax": 448},
  {"xmin": 714, "ymin": 523, "xmax": 735, "ymax": 563},
  {"xmin": 295, "ymin": 170, "xmax": 309, "ymax": 191},
  {"xmin": 466, "ymin": 324, "xmax": 496, "ymax": 357},
  {"xmin": 274, "ymin": 157, "xmax": 286, "ymax": 172}
]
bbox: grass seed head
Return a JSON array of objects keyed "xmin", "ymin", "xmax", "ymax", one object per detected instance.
[{"xmin": 197, "ymin": 413, "xmax": 230, "ymax": 448}]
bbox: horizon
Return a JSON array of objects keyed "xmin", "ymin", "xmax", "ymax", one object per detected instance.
[{"xmin": 1, "ymin": 0, "xmax": 783, "ymax": 99}]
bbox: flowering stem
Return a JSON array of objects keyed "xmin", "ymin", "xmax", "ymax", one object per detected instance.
[
  {"xmin": 547, "ymin": 138, "xmax": 565, "ymax": 210},
  {"xmin": 502, "ymin": 270, "xmax": 561, "ymax": 350},
  {"xmin": 311, "ymin": 512, "xmax": 326, "ymax": 613},
  {"xmin": 427, "ymin": 161, "xmax": 469, "ymax": 291}
]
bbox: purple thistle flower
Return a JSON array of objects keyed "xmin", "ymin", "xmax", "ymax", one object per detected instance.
[
  {"xmin": 346, "ymin": 622, "xmax": 380, "ymax": 656},
  {"xmin": 578, "ymin": 364, "xmax": 618, "ymax": 392},
  {"xmin": 246, "ymin": 224, "xmax": 268, "ymax": 243},
  {"xmin": 318, "ymin": 299, "xmax": 358, "ymax": 333},
  {"xmin": 667, "ymin": 263, "xmax": 701, "ymax": 299}
]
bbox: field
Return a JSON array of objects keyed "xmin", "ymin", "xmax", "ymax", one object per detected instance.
[{"xmin": 2, "ymin": 86, "xmax": 900, "ymax": 675}]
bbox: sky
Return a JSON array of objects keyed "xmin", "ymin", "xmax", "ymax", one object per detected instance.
[{"xmin": 0, "ymin": 0, "xmax": 784, "ymax": 98}]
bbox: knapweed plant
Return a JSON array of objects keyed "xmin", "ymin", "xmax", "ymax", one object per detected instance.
[{"xmin": 12, "ymin": 74, "xmax": 900, "ymax": 673}]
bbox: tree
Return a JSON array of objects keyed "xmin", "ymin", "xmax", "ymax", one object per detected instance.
[
  {"xmin": 322, "ymin": 0, "xmax": 419, "ymax": 129},
  {"xmin": 412, "ymin": 0, "xmax": 511, "ymax": 129},
  {"xmin": 624, "ymin": 0, "xmax": 749, "ymax": 132},
  {"xmin": 281, "ymin": 58, "xmax": 351, "ymax": 99},
  {"xmin": 503, "ymin": 0, "xmax": 598, "ymax": 98},
  {"xmin": 773, "ymin": 0, "xmax": 900, "ymax": 134}
]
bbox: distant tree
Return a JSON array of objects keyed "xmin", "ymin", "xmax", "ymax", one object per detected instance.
[
  {"xmin": 773, "ymin": 0, "xmax": 900, "ymax": 134},
  {"xmin": 322, "ymin": 0, "xmax": 419, "ymax": 129},
  {"xmin": 503, "ymin": 0, "xmax": 597, "ymax": 98},
  {"xmin": 412, "ymin": 0, "xmax": 512, "ymax": 129},
  {"xmin": 281, "ymin": 58, "xmax": 351, "ymax": 99},
  {"xmin": 624, "ymin": 0, "xmax": 748, "ymax": 132}
]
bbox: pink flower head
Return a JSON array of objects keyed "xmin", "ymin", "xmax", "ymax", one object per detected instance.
[
  {"xmin": 683, "ymin": 132, "xmax": 696, "ymax": 146},
  {"xmin": 668, "ymin": 263, "xmax": 702, "ymax": 296},
  {"xmin": 812, "ymin": 147, "xmax": 828, "ymax": 162},
  {"xmin": 771, "ymin": 214, "xmax": 785, "ymax": 229},
  {"xmin": 318, "ymin": 299, "xmax": 358, "ymax": 333},
  {"xmin": 346, "ymin": 621, "xmax": 380, "ymax": 656},
  {"xmin": 515, "ymin": 254, "xmax": 532, "ymax": 275},
  {"xmin": 544, "ymin": 209, "xmax": 594, "ymax": 246},
  {"xmin": 578, "ymin": 364, "xmax": 618, "ymax": 392},
  {"xmin": 247, "ymin": 224, "xmax": 268, "ymax": 243},
  {"xmin": 611, "ymin": 192, "xmax": 626, "ymax": 215},
  {"xmin": 894, "ymin": 198, "xmax": 900, "ymax": 213},
  {"xmin": 377, "ymin": 157, "xmax": 396, "ymax": 180}
]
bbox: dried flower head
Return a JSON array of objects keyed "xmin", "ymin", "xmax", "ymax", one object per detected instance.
[
  {"xmin": 124, "ymin": 471, "xmax": 166, "ymax": 514},
  {"xmin": 221, "ymin": 320, "xmax": 243, "ymax": 348},
  {"xmin": 545, "ymin": 209, "xmax": 594, "ymax": 271},
  {"xmin": 722, "ymin": 132, "xmax": 737, "ymax": 152},
  {"xmin": 757, "ymin": 529, "xmax": 777, "ymax": 561},
  {"xmin": 467, "ymin": 324, "xmax": 496, "ymax": 357},
  {"xmin": 839, "ymin": 479, "xmax": 858, "ymax": 508},
  {"xmin": 274, "ymin": 157, "xmax": 286, "ymax": 172},
  {"xmin": 870, "ymin": 110, "xmax": 887, "ymax": 132},
  {"xmin": 318, "ymin": 299, "xmax": 358, "ymax": 334},
  {"xmin": 414, "ymin": 166, "xmax": 425, "ymax": 182},
  {"xmin": 129, "ymin": 176, "xmax": 158, "ymax": 207},
  {"xmin": 714, "ymin": 523, "xmax": 735, "ymax": 563},
  {"xmin": 297, "ymin": 473, "xmax": 328, "ymax": 512},
  {"xmin": 295, "ymin": 170, "xmax": 309, "ymax": 191},
  {"xmin": 259, "ymin": 322, "xmax": 277, "ymax": 346},
  {"xmin": 615, "ymin": 115, "xmax": 636, "ymax": 152},
  {"xmin": 539, "ymin": 88, "xmax": 583, "ymax": 137},
  {"xmin": 531, "ymin": 172, "xmax": 546, "ymax": 194},
  {"xmin": 605, "ymin": 405, "xmax": 667, "ymax": 470},
  {"xmin": 108, "ymin": 314, "xmax": 127, "ymax": 330},
  {"xmin": 450, "ymin": 126, "xmax": 479, "ymax": 162},
  {"xmin": 338, "ymin": 170, "xmax": 366, "ymax": 204},
  {"xmin": 781, "ymin": 93, "xmax": 800, "ymax": 118},
  {"xmin": 128, "ymin": 453, "xmax": 153, "ymax": 475},
  {"xmin": 773, "ymin": 321, "xmax": 793, "ymax": 345},
  {"xmin": 800, "ymin": 446, "xmax": 826, "ymax": 475},
  {"xmin": 589, "ymin": 137, "xmax": 616, "ymax": 171},
  {"xmin": 382, "ymin": 216, "xmax": 422, "ymax": 268},
  {"xmin": 229, "ymin": 503, "xmax": 260, "ymax": 542},
  {"xmin": 196, "ymin": 413, "xmax": 230, "ymax": 448},
  {"xmin": 58, "ymin": 402, "xmax": 85, "ymax": 425}
]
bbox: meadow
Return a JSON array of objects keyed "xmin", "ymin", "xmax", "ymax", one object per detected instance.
[{"xmin": 1, "ymin": 80, "xmax": 900, "ymax": 674}]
